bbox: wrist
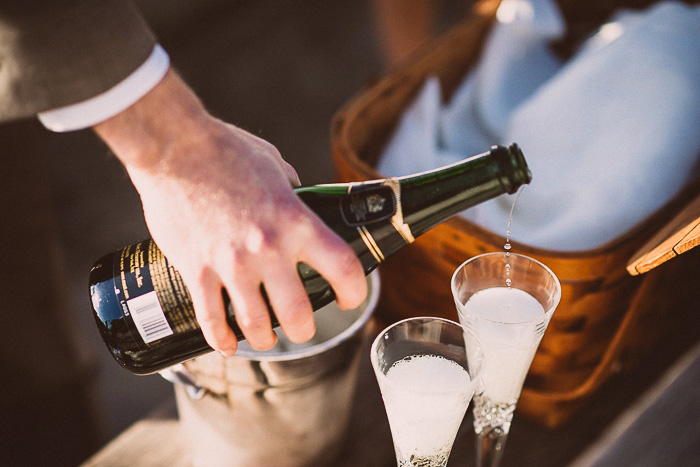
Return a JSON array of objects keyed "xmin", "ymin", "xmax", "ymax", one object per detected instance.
[{"xmin": 93, "ymin": 68, "xmax": 211, "ymax": 173}]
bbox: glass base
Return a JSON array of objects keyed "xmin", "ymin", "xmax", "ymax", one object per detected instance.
[
  {"xmin": 395, "ymin": 445, "xmax": 451, "ymax": 467},
  {"xmin": 472, "ymin": 395, "xmax": 516, "ymax": 435},
  {"xmin": 397, "ymin": 453, "xmax": 449, "ymax": 467}
]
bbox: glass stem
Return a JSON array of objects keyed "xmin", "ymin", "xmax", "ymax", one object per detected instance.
[{"xmin": 476, "ymin": 426, "xmax": 508, "ymax": 467}]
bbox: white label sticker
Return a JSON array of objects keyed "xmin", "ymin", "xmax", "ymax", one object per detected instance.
[{"xmin": 127, "ymin": 291, "xmax": 173, "ymax": 344}]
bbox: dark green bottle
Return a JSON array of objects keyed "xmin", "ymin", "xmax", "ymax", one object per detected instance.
[{"xmin": 89, "ymin": 144, "xmax": 531, "ymax": 374}]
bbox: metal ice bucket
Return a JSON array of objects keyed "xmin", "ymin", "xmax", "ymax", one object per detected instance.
[{"xmin": 171, "ymin": 272, "xmax": 379, "ymax": 467}]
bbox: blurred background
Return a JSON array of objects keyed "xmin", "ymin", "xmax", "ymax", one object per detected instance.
[{"xmin": 3, "ymin": 1, "xmax": 699, "ymax": 466}]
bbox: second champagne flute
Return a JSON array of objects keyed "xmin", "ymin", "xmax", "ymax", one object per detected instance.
[{"xmin": 452, "ymin": 252, "xmax": 561, "ymax": 467}]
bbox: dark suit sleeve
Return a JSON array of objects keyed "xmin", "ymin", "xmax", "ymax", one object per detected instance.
[{"xmin": 0, "ymin": 0, "xmax": 157, "ymax": 122}]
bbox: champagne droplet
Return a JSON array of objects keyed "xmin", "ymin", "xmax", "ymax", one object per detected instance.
[{"xmin": 504, "ymin": 186, "xmax": 525, "ymax": 290}]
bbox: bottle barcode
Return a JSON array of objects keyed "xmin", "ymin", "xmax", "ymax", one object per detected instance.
[{"xmin": 127, "ymin": 291, "xmax": 173, "ymax": 344}]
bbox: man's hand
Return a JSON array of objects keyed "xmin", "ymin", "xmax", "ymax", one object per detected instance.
[{"xmin": 94, "ymin": 69, "xmax": 368, "ymax": 356}]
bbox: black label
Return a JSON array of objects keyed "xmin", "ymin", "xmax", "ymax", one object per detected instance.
[{"xmin": 340, "ymin": 185, "xmax": 396, "ymax": 226}]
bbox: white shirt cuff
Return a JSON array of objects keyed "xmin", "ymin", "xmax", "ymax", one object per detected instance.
[{"xmin": 38, "ymin": 44, "xmax": 170, "ymax": 132}]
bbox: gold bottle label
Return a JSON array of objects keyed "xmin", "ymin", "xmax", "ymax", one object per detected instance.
[{"xmin": 384, "ymin": 178, "xmax": 415, "ymax": 244}]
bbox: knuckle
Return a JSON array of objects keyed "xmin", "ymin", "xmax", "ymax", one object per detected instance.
[
  {"xmin": 335, "ymin": 248, "xmax": 362, "ymax": 275},
  {"xmin": 284, "ymin": 295, "xmax": 313, "ymax": 319},
  {"xmin": 276, "ymin": 198, "xmax": 307, "ymax": 227},
  {"xmin": 244, "ymin": 225, "xmax": 280, "ymax": 253},
  {"xmin": 192, "ymin": 267, "xmax": 214, "ymax": 287},
  {"xmin": 256, "ymin": 138, "xmax": 280, "ymax": 157},
  {"xmin": 195, "ymin": 309, "xmax": 221, "ymax": 329},
  {"xmin": 259, "ymin": 227, "xmax": 281, "ymax": 249},
  {"xmin": 236, "ymin": 311, "xmax": 270, "ymax": 332},
  {"xmin": 228, "ymin": 248, "xmax": 249, "ymax": 273}
]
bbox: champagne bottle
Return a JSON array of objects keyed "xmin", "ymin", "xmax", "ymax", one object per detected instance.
[{"xmin": 90, "ymin": 144, "xmax": 531, "ymax": 374}]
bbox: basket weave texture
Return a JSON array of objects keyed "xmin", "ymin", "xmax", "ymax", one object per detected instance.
[{"xmin": 331, "ymin": 0, "xmax": 700, "ymax": 427}]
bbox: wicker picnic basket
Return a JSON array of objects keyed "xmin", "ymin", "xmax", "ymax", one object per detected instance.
[{"xmin": 331, "ymin": 0, "xmax": 700, "ymax": 427}]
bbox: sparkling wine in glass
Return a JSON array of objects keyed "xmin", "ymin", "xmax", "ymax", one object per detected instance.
[
  {"xmin": 451, "ymin": 252, "xmax": 561, "ymax": 467},
  {"xmin": 371, "ymin": 317, "xmax": 483, "ymax": 467}
]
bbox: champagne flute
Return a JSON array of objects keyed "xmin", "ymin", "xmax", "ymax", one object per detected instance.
[
  {"xmin": 371, "ymin": 317, "xmax": 483, "ymax": 467},
  {"xmin": 451, "ymin": 252, "xmax": 561, "ymax": 467}
]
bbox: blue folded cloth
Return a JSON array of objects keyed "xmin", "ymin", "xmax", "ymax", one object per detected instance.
[{"xmin": 378, "ymin": 0, "xmax": 700, "ymax": 251}]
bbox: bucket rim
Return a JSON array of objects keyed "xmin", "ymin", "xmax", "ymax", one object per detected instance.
[{"xmin": 234, "ymin": 271, "xmax": 380, "ymax": 361}]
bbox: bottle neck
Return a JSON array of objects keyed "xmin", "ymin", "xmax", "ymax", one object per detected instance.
[
  {"xmin": 398, "ymin": 144, "xmax": 531, "ymax": 236},
  {"xmin": 292, "ymin": 144, "xmax": 530, "ymax": 270}
]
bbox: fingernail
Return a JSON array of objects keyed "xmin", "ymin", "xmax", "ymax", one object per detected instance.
[
  {"xmin": 293, "ymin": 323, "xmax": 316, "ymax": 343},
  {"xmin": 267, "ymin": 333, "xmax": 279, "ymax": 349},
  {"xmin": 218, "ymin": 348, "xmax": 235, "ymax": 358},
  {"xmin": 254, "ymin": 334, "xmax": 278, "ymax": 351}
]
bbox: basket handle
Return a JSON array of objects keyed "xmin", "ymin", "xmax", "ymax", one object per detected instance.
[{"xmin": 627, "ymin": 191, "xmax": 700, "ymax": 275}]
